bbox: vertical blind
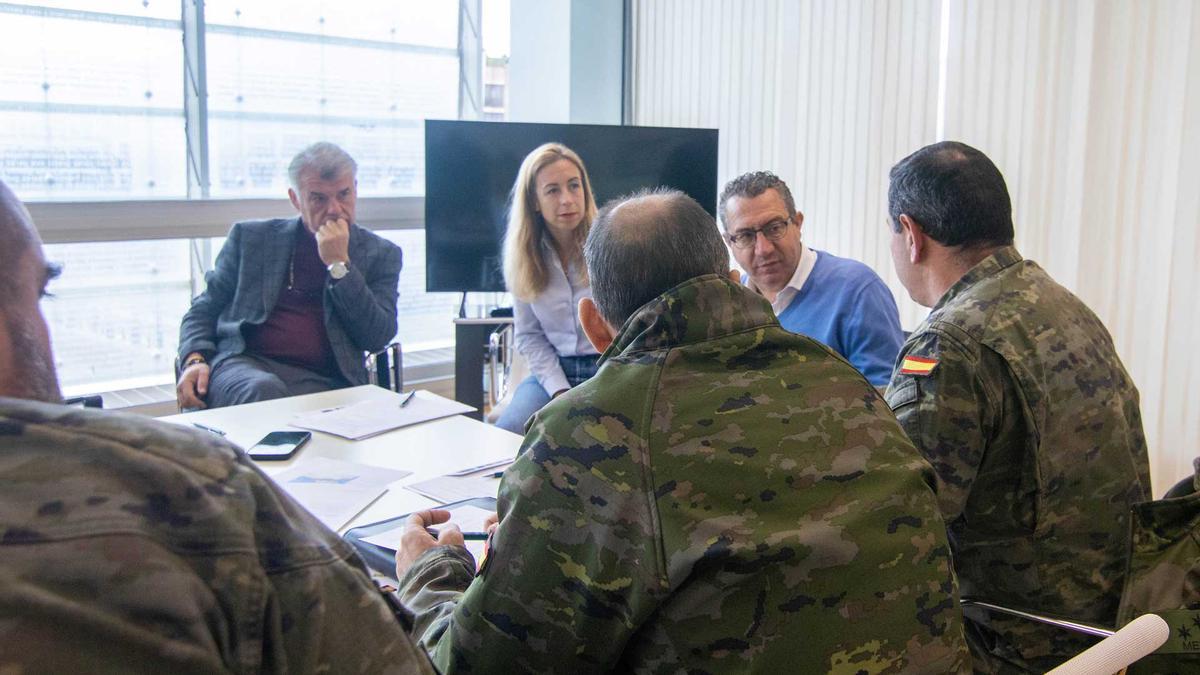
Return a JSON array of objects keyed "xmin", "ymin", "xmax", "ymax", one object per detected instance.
[{"xmin": 630, "ymin": 0, "xmax": 1200, "ymax": 494}]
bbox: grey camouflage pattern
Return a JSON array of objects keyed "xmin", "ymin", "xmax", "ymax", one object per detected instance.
[
  {"xmin": 400, "ymin": 274, "xmax": 968, "ymax": 673},
  {"xmin": 885, "ymin": 247, "xmax": 1151, "ymax": 672},
  {"xmin": 0, "ymin": 398, "xmax": 433, "ymax": 675}
]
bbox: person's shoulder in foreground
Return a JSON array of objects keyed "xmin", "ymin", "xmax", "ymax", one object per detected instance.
[
  {"xmin": 396, "ymin": 188, "xmax": 968, "ymax": 674},
  {"xmin": 0, "ymin": 175, "xmax": 431, "ymax": 674},
  {"xmin": 0, "ymin": 400, "xmax": 433, "ymax": 674}
]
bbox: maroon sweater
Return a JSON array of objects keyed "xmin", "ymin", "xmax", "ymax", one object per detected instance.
[{"xmin": 242, "ymin": 227, "xmax": 338, "ymax": 376}]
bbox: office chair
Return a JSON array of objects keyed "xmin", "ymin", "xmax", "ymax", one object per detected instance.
[
  {"xmin": 960, "ymin": 600, "xmax": 1171, "ymax": 673},
  {"xmin": 484, "ymin": 324, "xmax": 530, "ymax": 424}
]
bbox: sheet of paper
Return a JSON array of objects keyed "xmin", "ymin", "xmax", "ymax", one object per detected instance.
[
  {"xmin": 361, "ymin": 504, "xmax": 495, "ymax": 550},
  {"xmin": 404, "ymin": 474, "xmax": 498, "ymax": 503},
  {"xmin": 289, "ymin": 392, "xmax": 476, "ymax": 440},
  {"xmin": 446, "ymin": 458, "xmax": 512, "ymax": 476},
  {"xmin": 272, "ymin": 457, "xmax": 412, "ymax": 531}
]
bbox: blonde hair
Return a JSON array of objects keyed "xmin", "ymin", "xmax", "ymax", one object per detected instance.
[{"xmin": 503, "ymin": 143, "xmax": 597, "ymax": 301}]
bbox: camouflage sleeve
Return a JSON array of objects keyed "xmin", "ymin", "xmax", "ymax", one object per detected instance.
[
  {"xmin": 885, "ymin": 326, "xmax": 1002, "ymax": 522},
  {"xmin": 397, "ymin": 413, "xmax": 666, "ymax": 674}
]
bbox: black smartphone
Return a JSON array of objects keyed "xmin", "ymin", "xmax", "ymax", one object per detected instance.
[{"xmin": 248, "ymin": 430, "xmax": 312, "ymax": 461}]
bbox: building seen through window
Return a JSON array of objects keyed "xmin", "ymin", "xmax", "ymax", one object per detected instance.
[{"xmin": 0, "ymin": 0, "xmax": 511, "ymax": 396}]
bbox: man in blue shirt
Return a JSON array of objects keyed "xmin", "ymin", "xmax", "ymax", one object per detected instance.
[{"xmin": 719, "ymin": 171, "xmax": 902, "ymax": 386}]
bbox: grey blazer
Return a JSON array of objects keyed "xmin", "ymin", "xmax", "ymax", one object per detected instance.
[{"xmin": 178, "ymin": 217, "xmax": 402, "ymax": 385}]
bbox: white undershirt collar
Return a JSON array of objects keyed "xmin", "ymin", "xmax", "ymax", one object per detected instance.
[{"xmin": 770, "ymin": 245, "xmax": 818, "ymax": 314}]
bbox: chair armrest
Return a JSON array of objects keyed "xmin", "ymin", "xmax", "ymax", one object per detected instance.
[
  {"xmin": 960, "ymin": 599, "xmax": 1113, "ymax": 638},
  {"xmin": 64, "ymin": 395, "xmax": 104, "ymax": 409},
  {"xmin": 366, "ymin": 342, "xmax": 403, "ymax": 392}
]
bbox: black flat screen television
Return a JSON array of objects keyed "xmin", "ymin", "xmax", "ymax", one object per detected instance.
[{"xmin": 424, "ymin": 120, "xmax": 720, "ymax": 292}]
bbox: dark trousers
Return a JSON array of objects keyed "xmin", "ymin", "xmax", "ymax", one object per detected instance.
[{"xmin": 207, "ymin": 354, "xmax": 350, "ymax": 408}]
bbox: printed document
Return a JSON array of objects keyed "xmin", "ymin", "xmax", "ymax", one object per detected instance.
[{"xmin": 289, "ymin": 391, "xmax": 475, "ymax": 440}]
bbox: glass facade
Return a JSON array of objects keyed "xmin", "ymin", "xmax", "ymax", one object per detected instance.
[{"xmin": 0, "ymin": 1, "xmax": 511, "ymax": 396}]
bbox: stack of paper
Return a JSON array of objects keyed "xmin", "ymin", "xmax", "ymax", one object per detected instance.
[
  {"xmin": 272, "ymin": 457, "xmax": 412, "ymax": 530},
  {"xmin": 404, "ymin": 474, "xmax": 498, "ymax": 503},
  {"xmin": 289, "ymin": 392, "xmax": 475, "ymax": 440}
]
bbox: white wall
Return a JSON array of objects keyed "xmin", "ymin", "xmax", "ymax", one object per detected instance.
[
  {"xmin": 508, "ymin": 0, "xmax": 572, "ymax": 122},
  {"xmin": 631, "ymin": 0, "xmax": 1200, "ymax": 494},
  {"xmin": 507, "ymin": 0, "xmax": 623, "ymax": 124}
]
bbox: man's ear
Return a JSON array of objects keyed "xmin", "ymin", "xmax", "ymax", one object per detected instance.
[
  {"xmin": 793, "ymin": 210, "xmax": 805, "ymax": 235},
  {"xmin": 728, "ymin": 268, "xmax": 742, "ymax": 284},
  {"xmin": 579, "ymin": 297, "xmax": 616, "ymax": 353},
  {"xmin": 898, "ymin": 214, "xmax": 927, "ymax": 264},
  {"xmin": 288, "ymin": 187, "xmax": 301, "ymax": 212}
]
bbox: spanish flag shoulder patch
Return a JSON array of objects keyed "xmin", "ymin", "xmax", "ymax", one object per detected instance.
[{"xmin": 900, "ymin": 355, "xmax": 938, "ymax": 376}]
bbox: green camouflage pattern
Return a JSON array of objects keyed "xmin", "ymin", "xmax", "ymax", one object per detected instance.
[
  {"xmin": 0, "ymin": 398, "xmax": 433, "ymax": 675},
  {"xmin": 1118, "ymin": 458, "xmax": 1200, "ymax": 674},
  {"xmin": 884, "ymin": 246, "xmax": 1151, "ymax": 672},
  {"xmin": 399, "ymin": 274, "xmax": 968, "ymax": 673}
]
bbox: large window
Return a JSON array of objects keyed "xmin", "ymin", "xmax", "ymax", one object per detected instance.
[
  {"xmin": 203, "ymin": 1, "xmax": 460, "ymax": 197},
  {"xmin": 0, "ymin": 2, "xmax": 186, "ymax": 200},
  {"xmin": 1, "ymin": 1, "xmax": 511, "ymax": 396}
]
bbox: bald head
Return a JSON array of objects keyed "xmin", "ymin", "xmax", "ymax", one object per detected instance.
[
  {"xmin": 584, "ymin": 188, "xmax": 728, "ymax": 327},
  {"xmin": 0, "ymin": 179, "xmax": 62, "ymax": 402}
]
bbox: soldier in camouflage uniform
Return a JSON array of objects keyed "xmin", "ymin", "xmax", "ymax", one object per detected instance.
[
  {"xmin": 0, "ymin": 178, "xmax": 434, "ymax": 674},
  {"xmin": 396, "ymin": 188, "xmax": 968, "ymax": 673},
  {"xmin": 883, "ymin": 141, "xmax": 1152, "ymax": 672}
]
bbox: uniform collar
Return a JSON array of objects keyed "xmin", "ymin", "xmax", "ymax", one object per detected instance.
[
  {"xmin": 933, "ymin": 245, "xmax": 1024, "ymax": 312},
  {"xmin": 600, "ymin": 274, "xmax": 779, "ymax": 363}
]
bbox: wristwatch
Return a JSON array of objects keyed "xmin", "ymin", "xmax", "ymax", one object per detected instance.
[{"xmin": 327, "ymin": 261, "xmax": 349, "ymax": 280}]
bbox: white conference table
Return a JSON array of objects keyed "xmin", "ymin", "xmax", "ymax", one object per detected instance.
[{"xmin": 160, "ymin": 385, "xmax": 523, "ymax": 531}]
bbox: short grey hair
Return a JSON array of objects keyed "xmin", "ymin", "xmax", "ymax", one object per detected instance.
[
  {"xmin": 585, "ymin": 188, "xmax": 729, "ymax": 328},
  {"xmin": 717, "ymin": 171, "xmax": 796, "ymax": 230},
  {"xmin": 287, "ymin": 142, "xmax": 357, "ymax": 189}
]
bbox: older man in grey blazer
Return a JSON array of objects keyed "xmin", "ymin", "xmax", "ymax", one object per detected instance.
[{"xmin": 176, "ymin": 142, "xmax": 402, "ymax": 409}]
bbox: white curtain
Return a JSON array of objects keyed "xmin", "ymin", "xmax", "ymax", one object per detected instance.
[{"xmin": 630, "ymin": 0, "xmax": 1200, "ymax": 494}]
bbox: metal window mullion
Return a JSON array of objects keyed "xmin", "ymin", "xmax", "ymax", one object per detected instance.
[
  {"xmin": 182, "ymin": 0, "xmax": 210, "ymax": 295},
  {"xmin": 458, "ymin": 0, "xmax": 483, "ymax": 120},
  {"xmin": 182, "ymin": 0, "xmax": 209, "ymax": 200}
]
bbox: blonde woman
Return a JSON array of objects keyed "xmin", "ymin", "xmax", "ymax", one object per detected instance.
[{"xmin": 496, "ymin": 143, "xmax": 601, "ymax": 434}]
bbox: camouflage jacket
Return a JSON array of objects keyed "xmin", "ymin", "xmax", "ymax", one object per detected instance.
[
  {"xmin": 399, "ymin": 274, "xmax": 967, "ymax": 673},
  {"xmin": 1119, "ymin": 457, "xmax": 1200, "ymax": 674},
  {"xmin": 0, "ymin": 398, "xmax": 434, "ymax": 675},
  {"xmin": 884, "ymin": 247, "xmax": 1151, "ymax": 672}
]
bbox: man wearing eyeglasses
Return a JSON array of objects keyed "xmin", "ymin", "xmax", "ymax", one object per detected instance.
[{"xmin": 719, "ymin": 171, "xmax": 903, "ymax": 386}]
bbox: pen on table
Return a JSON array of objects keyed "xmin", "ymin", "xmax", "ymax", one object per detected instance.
[
  {"xmin": 489, "ymin": 470, "xmax": 506, "ymax": 479},
  {"xmin": 426, "ymin": 527, "xmax": 489, "ymax": 541},
  {"xmin": 192, "ymin": 422, "xmax": 226, "ymax": 437},
  {"xmin": 399, "ymin": 390, "xmax": 417, "ymax": 407}
]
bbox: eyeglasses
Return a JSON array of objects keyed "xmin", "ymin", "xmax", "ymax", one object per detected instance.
[{"xmin": 726, "ymin": 218, "xmax": 792, "ymax": 250}]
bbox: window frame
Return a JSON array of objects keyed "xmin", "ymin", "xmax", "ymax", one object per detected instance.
[
  {"xmin": 27, "ymin": 196, "xmax": 423, "ymax": 244},
  {"xmin": 6, "ymin": 0, "xmax": 482, "ymax": 396}
]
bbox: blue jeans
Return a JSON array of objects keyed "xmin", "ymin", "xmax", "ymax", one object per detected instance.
[{"xmin": 494, "ymin": 354, "xmax": 599, "ymax": 435}]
